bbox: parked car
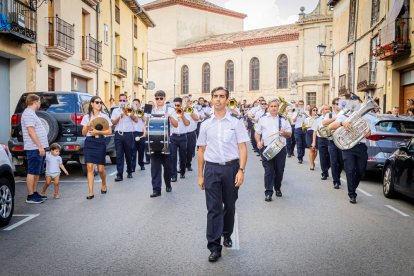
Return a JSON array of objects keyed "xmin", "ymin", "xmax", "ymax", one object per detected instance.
[
  {"xmin": 8, "ymin": 92, "xmax": 116, "ymax": 175},
  {"xmin": 383, "ymin": 137, "xmax": 414, "ymax": 199},
  {"xmin": 0, "ymin": 144, "xmax": 15, "ymax": 227},
  {"xmin": 365, "ymin": 113, "xmax": 414, "ymax": 171}
]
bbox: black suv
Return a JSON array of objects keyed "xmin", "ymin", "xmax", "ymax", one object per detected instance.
[{"xmin": 8, "ymin": 92, "xmax": 116, "ymax": 175}]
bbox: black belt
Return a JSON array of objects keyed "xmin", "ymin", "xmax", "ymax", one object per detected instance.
[
  {"xmin": 186, "ymin": 130, "xmax": 196, "ymax": 134},
  {"xmin": 206, "ymin": 159, "xmax": 239, "ymax": 166},
  {"xmin": 171, "ymin": 133, "xmax": 186, "ymax": 137}
]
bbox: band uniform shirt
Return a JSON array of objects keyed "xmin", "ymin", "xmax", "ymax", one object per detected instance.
[
  {"xmin": 170, "ymin": 112, "xmax": 191, "ymax": 135},
  {"xmin": 186, "ymin": 109, "xmax": 200, "ymax": 133},
  {"xmin": 197, "ymin": 112, "xmax": 250, "ymax": 163},
  {"xmin": 293, "ymin": 111, "xmax": 306, "ymax": 129},
  {"xmin": 21, "ymin": 108, "xmax": 49, "ymax": 150},
  {"xmin": 81, "ymin": 112, "xmax": 113, "ymax": 137},
  {"xmin": 304, "ymin": 116, "xmax": 317, "ymax": 130},
  {"xmin": 150, "ymin": 105, "xmax": 175, "ymax": 116},
  {"xmin": 253, "ymin": 109, "xmax": 267, "ymax": 123},
  {"xmin": 312, "ymin": 116, "xmax": 324, "ymax": 137},
  {"xmin": 111, "ymin": 108, "xmax": 135, "ymax": 132},
  {"xmin": 334, "ymin": 113, "xmax": 369, "ymax": 144},
  {"xmin": 133, "ymin": 117, "xmax": 145, "ymax": 132},
  {"xmin": 287, "ymin": 110, "xmax": 295, "ymax": 125},
  {"xmin": 255, "ymin": 114, "xmax": 291, "ymax": 147},
  {"xmin": 201, "ymin": 106, "xmax": 212, "ymax": 120}
]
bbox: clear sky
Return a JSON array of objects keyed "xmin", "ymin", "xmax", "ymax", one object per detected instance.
[{"xmin": 138, "ymin": 0, "xmax": 320, "ymax": 30}]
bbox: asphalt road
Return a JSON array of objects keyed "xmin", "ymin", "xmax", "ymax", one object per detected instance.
[{"xmin": 1, "ymin": 148, "xmax": 414, "ymax": 275}]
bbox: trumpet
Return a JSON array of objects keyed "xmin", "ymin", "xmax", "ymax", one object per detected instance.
[
  {"xmin": 185, "ymin": 106, "xmax": 193, "ymax": 114},
  {"xmin": 227, "ymin": 98, "xmax": 238, "ymax": 110},
  {"xmin": 135, "ymin": 109, "xmax": 144, "ymax": 117},
  {"xmin": 123, "ymin": 106, "xmax": 134, "ymax": 116},
  {"xmin": 176, "ymin": 107, "xmax": 184, "ymax": 116}
]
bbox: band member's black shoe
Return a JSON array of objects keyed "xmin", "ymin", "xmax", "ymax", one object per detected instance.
[
  {"xmin": 223, "ymin": 237, "xmax": 232, "ymax": 247},
  {"xmin": 287, "ymin": 155, "xmax": 292, "ymax": 158},
  {"xmin": 131, "ymin": 169, "xmax": 135, "ymax": 173},
  {"xmin": 166, "ymin": 187, "xmax": 172, "ymax": 192},
  {"xmin": 275, "ymin": 190, "xmax": 282, "ymax": 197},
  {"xmin": 150, "ymin": 192, "xmax": 161, "ymax": 198},
  {"xmin": 321, "ymin": 176, "xmax": 328, "ymax": 180},
  {"xmin": 208, "ymin": 251, "xmax": 221, "ymax": 262},
  {"xmin": 180, "ymin": 174, "xmax": 185, "ymax": 179},
  {"xmin": 140, "ymin": 166, "xmax": 145, "ymax": 170},
  {"xmin": 86, "ymin": 195, "xmax": 94, "ymax": 200},
  {"xmin": 127, "ymin": 173, "xmax": 133, "ymax": 179},
  {"xmin": 171, "ymin": 177, "xmax": 177, "ymax": 182},
  {"xmin": 115, "ymin": 176, "xmax": 123, "ymax": 182},
  {"xmin": 334, "ymin": 183, "xmax": 340, "ymax": 189},
  {"xmin": 187, "ymin": 167, "xmax": 193, "ymax": 171},
  {"xmin": 349, "ymin": 197, "xmax": 357, "ymax": 204},
  {"xmin": 298, "ymin": 159, "xmax": 303, "ymax": 164},
  {"xmin": 265, "ymin": 195, "xmax": 272, "ymax": 202}
]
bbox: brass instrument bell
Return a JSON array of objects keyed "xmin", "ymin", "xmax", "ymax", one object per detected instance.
[
  {"xmin": 227, "ymin": 98, "xmax": 237, "ymax": 110},
  {"xmin": 176, "ymin": 107, "xmax": 184, "ymax": 116},
  {"xmin": 185, "ymin": 106, "xmax": 193, "ymax": 114},
  {"xmin": 135, "ymin": 109, "xmax": 144, "ymax": 117}
]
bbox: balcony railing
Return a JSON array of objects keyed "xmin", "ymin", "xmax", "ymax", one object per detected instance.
[
  {"xmin": 338, "ymin": 74, "xmax": 348, "ymax": 96},
  {"xmin": 0, "ymin": 0, "xmax": 37, "ymax": 43},
  {"xmin": 376, "ymin": 18, "xmax": 411, "ymax": 61},
  {"xmin": 114, "ymin": 55, "xmax": 127, "ymax": 78},
  {"xmin": 82, "ymin": 0, "xmax": 102, "ymax": 7},
  {"xmin": 133, "ymin": 66, "xmax": 143, "ymax": 84},
  {"xmin": 115, "ymin": 5, "xmax": 120, "ymax": 24},
  {"xmin": 81, "ymin": 35, "xmax": 102, "ymax": 72},
  {"xmin": 46, "ymin": 16, "xmax": 74, "ymax": 60},
  {"xmin": 357, "ymin": 62, "xmax": 377, "ymax": 91}
]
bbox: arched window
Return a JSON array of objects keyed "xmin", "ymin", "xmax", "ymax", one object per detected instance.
[
  {"xmin": 277, "ymin": 54, "xmax": 288, "ymax": 89},
  {"xmin": 225, "ymin": 60, "xmax": 234, "ymax": 92},
  {"xmin": 250, "ymin": 57, "xmax": 260, "ymax": 91},
  {"xmin": 181, "ymin": 65, "xmax": 189, "ymax": 94},
  {"xmin": 202, "ymin": 63, "xmax": 210, "ymax": 93}
]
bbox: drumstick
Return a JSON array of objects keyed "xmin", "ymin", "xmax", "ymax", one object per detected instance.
[{"xmin": 263, "ymin": 126, "xmax": 290, "ymax": 140}]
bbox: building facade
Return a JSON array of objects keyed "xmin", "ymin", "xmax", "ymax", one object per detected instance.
[
  {"xmin": 145, "ymin": 0, "xmax": 333, "ymax": 104},
  {"xmin": 0, "ymin": 0, "xmax": 37, "ymax": 144}
]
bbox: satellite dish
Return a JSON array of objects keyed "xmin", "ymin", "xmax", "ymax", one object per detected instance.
[{"xmin": 147, "ymin": 81, "xmax": 155, "ymax": 90}]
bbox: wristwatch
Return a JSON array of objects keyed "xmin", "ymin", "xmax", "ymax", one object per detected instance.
[{"xmin": 239, "ymin": 168, "xmax": 245, "ymax": 173}]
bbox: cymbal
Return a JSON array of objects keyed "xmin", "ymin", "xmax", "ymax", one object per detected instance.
[{"xmin": 90, "ymin": 117, "xmax": 109, "ymax": 131}]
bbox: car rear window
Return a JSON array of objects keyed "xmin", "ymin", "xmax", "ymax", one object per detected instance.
[
  {"xmin": 15, "ymin": 94, "xmax": 76, "ymax": 113},
  {"xmin": 375, "ymin": 120, "xmax": 414, "ymax": 134}
]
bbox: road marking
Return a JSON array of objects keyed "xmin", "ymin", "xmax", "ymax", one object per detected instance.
[
  {"xmin": 357, "ymin": 188, "xmax": 373, "ymax": 197},
  {"xmin": 3, "ymin": 214, "xmax": 40, "ymax": 231},
  {"xmin": 385, "ymin": 205, "xmax": 410, "ymax": 217},
  {"xmin": 228, "ymin": 213, "xmax": 240, "ymax": 250},
  {"xmin": 16, "ymin": 180, "xmax": 102, "ymax": 183},
  {"xmin": 109, "ymin": 171, "xmax": 117, "ymax": 176}
]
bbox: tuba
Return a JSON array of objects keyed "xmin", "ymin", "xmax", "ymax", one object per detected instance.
[
  {"xmin": 332, "ymin": 98, "xmax": 378, "ymax": 150},
  {"xmin": 227, "ymin": 98, "xmax": 237, "ymax": 110}
]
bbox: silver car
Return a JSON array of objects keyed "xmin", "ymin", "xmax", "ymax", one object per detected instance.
[
  {"xmin": 0, "ymin": 144, "xmax": 15, "ymax": 227},
  {"xmin": 365, "ymin": 113, "xmax": 414, "ymax": 171}
]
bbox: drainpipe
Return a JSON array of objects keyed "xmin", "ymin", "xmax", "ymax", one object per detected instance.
[
  {"xmin": 132, "ymin": 14, "xmax": 134, "ymax": 99},
  {"xmin": 353, "ymin": 0, "xmax": 359, "ymax": 98},
  {"xmin": 110, "ymin": 0, "xmax": 113, "ymax": 99},
  {"xmin": 96, "ymin": 3, "xmax": 99, "ymax": 96}
]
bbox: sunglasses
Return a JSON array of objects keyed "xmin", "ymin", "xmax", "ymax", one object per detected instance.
[
  {"xmin": 175, "ymin": 104, "xmax": 181, "ymax": 107},
  {"xmin": 312, "ymin": 109, "xmax": 317, "ymax": 111},
  {"xmin": 94, "ymin": 101, "xmax": 103, "ymax": 104},
  {"xmin": 155, "ymin": 97, "xmax": 164, "ymax": 100},
  {"xmin": 261, "ymin": 103, "xmax": 267, "ymax": 105},
  {"xmin": 334, "ymin": 103, "xmax": 339, "ymax": 105}
]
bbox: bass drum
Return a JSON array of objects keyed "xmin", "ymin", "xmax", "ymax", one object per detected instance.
[{"xmin": 146, "ymin": 115, "xmax": 170, "ymax": 154}]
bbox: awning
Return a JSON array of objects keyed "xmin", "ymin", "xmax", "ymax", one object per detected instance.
[{"xmin": 380, "ymin": 0, "xmax": 405, "ymax": 46}]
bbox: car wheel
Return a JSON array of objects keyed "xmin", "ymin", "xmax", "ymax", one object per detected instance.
[
  {"xmin": 0, "ymin": 177, "xmax": 14, "ymax": 227},
  {"xmin": 36, "ymin": 111, "xmax": 59, "ymax": 143},
  {"xmin": 110, "ymin": 156, "xmax": 117, "ymax": 165},
  {"xmin": 383, "ymin": 166, "xmax": 396, "ymax": 198}
]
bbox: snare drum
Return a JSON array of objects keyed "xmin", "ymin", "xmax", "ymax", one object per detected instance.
[{"xmin": 146, "ymin": 115, "xmax": 170, "ymax": 154}]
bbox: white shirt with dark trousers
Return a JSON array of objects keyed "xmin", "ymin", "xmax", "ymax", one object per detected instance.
[
  {"xmin": 169, "ymin": 111, "xmax": 190, "ymax": 178},
  {"xmin": 197, "ymin": 112, "xmax": 249, "ymax": 253},
  {"xmin": 21, "ymin": 108, "xmax": 49, "ymax": 150}
]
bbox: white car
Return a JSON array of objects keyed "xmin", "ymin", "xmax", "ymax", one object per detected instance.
[{"xmin": 0, "ymin": 144, "xmax": 15, "ymax": 227}]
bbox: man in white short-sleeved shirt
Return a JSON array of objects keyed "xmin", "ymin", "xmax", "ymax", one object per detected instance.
[{"xmin": 183, "ymin": 97, "xmax": 200, "ymax": 171}]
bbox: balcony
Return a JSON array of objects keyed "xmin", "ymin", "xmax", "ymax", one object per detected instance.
[
  {"xmin": 133, "ymin": 66, "xmax": 143, "ymax": 84},
  {"xmin": 357, "ymin": 62, "xmax": 377, "ymax": 91},
  {"xmin": 114, "ymin": 55, "xmax": 127, "ymax": 78},
  {"xmin": 115, "ymin": 5, "xmax": 120, "ymax": 24},
  {"xmin": 0, "ymin": 0, "xmax": 37, "ymax": 43},
  {"xmin": 82, "ymin": 0, "xmax": 102, "ymax": 7},
  {"xmin": 376, "ymin": 18, "xmax": 411, "ymax": 61},
  {"xmin": 81, "ymin": 35, "xmax": 102, "ymax": 72},
  {"xmin": 45, "ymin": 16, "xmax": 74, "ymax": 60},
  {"xmin": 338, "ymin": 74, "xmax": 348, "ymax": 96}
]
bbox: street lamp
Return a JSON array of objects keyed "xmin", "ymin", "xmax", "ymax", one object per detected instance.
[
  {"xmin": 317, "ymin": 43, "xmax": 327, "ymax": 56},
  {"xmin": 316, "ymin": 43, "xmax": 334, "ymax": 104}
]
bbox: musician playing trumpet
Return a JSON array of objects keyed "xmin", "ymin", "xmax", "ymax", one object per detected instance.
[
  {"xmin": 254, "ymin": 99, "xmax": 292, "ymax": 202},
  {"xmin": 131, "ymin": 99, "xmax": 147, "ymax": 172}
]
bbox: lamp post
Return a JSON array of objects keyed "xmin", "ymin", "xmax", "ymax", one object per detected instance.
[{"xmin": 317, "ymin": 43, "xmax": 334, "ymax": 104}]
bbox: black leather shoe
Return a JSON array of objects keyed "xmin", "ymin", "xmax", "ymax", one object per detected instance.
[
  {"xmin": 287, "ymin": 155, "xmax": 292, "ymax": 158},
  {"xmin": 275, "ymin": 190, "xmax": 282, "ymax": 197},
  {"xmin": 208, "ymin": 251, "xmax": 221, "ymax": 262},
  {"xmin": 115, "ymin": 176, "xmax": 123, "ymax": 182},
  {"xmin": 187, "ymin": 167, "xmax": 193, "ymax": 171},
  {"xmin": 321, "ymin": 176, "xmax": 328, "ymax": 180},
  {"xmin": 298, "ymin": 159, "xmax": 303, "ymax": 164},
  {"xmin": 349, "ymin": 197, "xmax": 357, "ymax": 204},
  {"xmin": 223, "ymin": 237, "xmax": 232, "ymax": 248},
  {"xmin": 86, "ymin": 195, "xmax": 94, "ymax": 200},
  {"xmin": 140, "ymin": 166, "xmax": 145, "ymax": 170},
  {"xmin": 101, "ymin": 189, "xmax": 107, "ymax": 194},
  {"xmin": 166, "ymin": 187, "xmax": 172, "ymax": 192},
  {"xmin": 265, "ymin": 195, "xmax": 272, "ymax": 202},
  {"xmin": 150, "ymin": 192, "xmax": 161, "ymax": 198},
  {"xmin": 334, "ymin": 183, "xmax": 340, "ymax": 189},
  {"xmin": 127, "ymin": 173, "xmax": 133, "ymax": 179},
  {"xmin": 171, "ymin": 177, "xmax": 177, "ymax": 182},
  {"xmin": 180, "ymin": 174, "xmax": 185, "ymax": 179}
]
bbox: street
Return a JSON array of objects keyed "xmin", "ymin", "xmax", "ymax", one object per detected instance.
[{"xmin": 1, "ymin": 147, "xmax": 414, "ymax": 275}]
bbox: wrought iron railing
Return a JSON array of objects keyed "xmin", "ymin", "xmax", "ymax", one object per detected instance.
[
  {"xmin": 82, "ymin": 35, "xmax": 102, "ymax": 64},
  {"xmin": 376, "ymin": 18, "xmax": 411, "ymax": 61},
  {"xmin": 0, "ymin": 0, "xmax": 37, "ymax": 43},
  {"xmin": 114, "ymin": 55, "xmax": 127, "ymax": 77},
  {"xmin": 48, "ymin": 15, "xmax": 74, "ymax": 53}
]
